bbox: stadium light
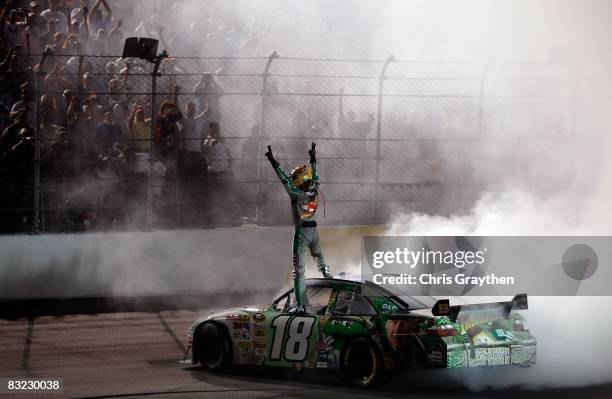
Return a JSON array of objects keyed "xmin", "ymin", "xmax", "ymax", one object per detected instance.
[{"xmin": 122, "ymin": 37, "xmax": 160, "ymax": 61}]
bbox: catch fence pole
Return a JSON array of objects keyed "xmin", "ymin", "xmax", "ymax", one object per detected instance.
[
  {"xmin": 145, "ymin": 51, "xmax": 168, "ymax": 230},
  {"xmin": 33, "ymin": 50, "xmax": 50, "ymax": 234},
  {"xmin": 373, "ymin": 55, "xmax": 394, "ymax": 222},
  {"xmin": 255, "ymin": 51, "xmax": 279, "ymax": 223}
]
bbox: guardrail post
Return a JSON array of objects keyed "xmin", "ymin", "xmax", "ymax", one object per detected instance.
[
  {"xmin": 255, "ymin": 51, "xmax": 279, "ymax": 223},
  {"xmin": 145, "ymin": 51, "xmax": 168, "ymax": 231},
  {"xmin": 373, "ymin": 54, "xmax": 394, "ymax": 222},
  {"xmin": 33, "ymin": 50, "xmax": 50, "ymax": 234},
  {"xmin": 477, "ymin": 57, "xmax": 495, "ymax": 136}
]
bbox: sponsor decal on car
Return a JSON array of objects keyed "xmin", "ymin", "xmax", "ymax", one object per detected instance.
[
  {"xmin": 254, "ymin": 341, "xmax": 266, "ymax": 355},
  {"xmin": 252, "ymin": 313, "xmax": 266, "ymax": 321},
  {"xmin": 238, "ymin": 342, "xmax": 251, "ymax": 357},
  {"xmin": 316, "ymin": 350, "xmax": 338, "ymax": 369},
  {"xmin": 427, "ymin": 348, "xmax": 446, "ymax": 365},
  {"xmin": 473, "ymin": 347, "xmax": 510, "ymax": 366},
  {"xmin": 252, "ymin": 335, "xmax": 265, "ymax": 345},
  {"xmin": 226, "ymin": 314, "xmax": 250, "ymax": 321}
]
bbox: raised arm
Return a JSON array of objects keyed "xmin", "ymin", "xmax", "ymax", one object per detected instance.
[
  {"xmin": 265, "ymin": 145, "xmax": 299, "ymax": 198},
  {"xmin": 82, "ymin": 5, "xmax": 90, "ymax": 39},
  {"xmin": 308, "ymin": 142, "xmax": 318, "ymax": 182},
  {"xmin": 127, "ymin": 102, "xmax": 137, "ymax": 132},
  {"xmin": 87, "ymin": 0, "xmax": 101, "ymax": 28},
  {"xmin": 100, "ymin": 0, "xmax": 113, "ymax": 22},
  {"xmin": 109, "ymin": 18, "xmax": 122, "ymax": 37},
  {"xmin": 0, "ymin": 0, "xmax": 12, "ymax": 29}
]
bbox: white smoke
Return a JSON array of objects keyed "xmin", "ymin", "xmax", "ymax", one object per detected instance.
[{"xmin": 383, "ymin": 135, "xmax": 612, "ymax": 388}]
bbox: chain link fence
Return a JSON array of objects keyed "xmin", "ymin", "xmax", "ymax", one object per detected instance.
[{"xmin": 0, "ymin": 52, "xmax": 604, "ymax": 233}]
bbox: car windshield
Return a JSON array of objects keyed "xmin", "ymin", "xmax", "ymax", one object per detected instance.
[
  {"xmin": 272, "ymin": 283, "xmax": 293, "ymax": 303},
  {"xmin": 396, "ymin": 296, "xmax": 437, "ymax": 310},
  {"xmin": 365, "ymin": 282, "xmax": 439, "ymax": 310}
]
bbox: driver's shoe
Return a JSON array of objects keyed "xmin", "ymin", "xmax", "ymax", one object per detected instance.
[{"xmin": 288, "ymin": 305, "xmax": 307, "ymax": 315}]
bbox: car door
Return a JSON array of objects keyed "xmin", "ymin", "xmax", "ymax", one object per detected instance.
[{"xmin": 263, "ymin": 286, "xmax": 333, "ymax": 368}]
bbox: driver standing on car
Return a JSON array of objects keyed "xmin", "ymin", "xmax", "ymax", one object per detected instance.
[{"xmin": 265, "ymin": 142, "xmax": 332, "ymax": 314}]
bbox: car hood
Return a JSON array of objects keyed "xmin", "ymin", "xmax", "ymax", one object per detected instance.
[
  {"xmin": 210, "ymin": 303, "xmax": 270, "ymax": 318},
  {"xmin": 187, "ymin": 304, "xmax": 271, "ymax": 337}
]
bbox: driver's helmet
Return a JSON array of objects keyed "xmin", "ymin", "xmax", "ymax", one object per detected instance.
[{"xmin": 290, "ymin": 164, "xmax": 312, "ymax": 188}]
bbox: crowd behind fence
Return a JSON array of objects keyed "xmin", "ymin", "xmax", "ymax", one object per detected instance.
[{"xmin": 0, "ymin": 51, "xmax": 607, "ymax": 233}]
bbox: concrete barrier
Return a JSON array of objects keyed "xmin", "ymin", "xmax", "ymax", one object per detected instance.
[{"xmin": 0, "ymin": 226, "xmax": 382, "ymax": 300}]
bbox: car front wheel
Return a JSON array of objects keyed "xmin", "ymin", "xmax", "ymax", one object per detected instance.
[
  {"xmin": 195, "ymin": 323, "xmax": 232, "ymax": 372},
  {"xmin": 340, "ymin": 337, "xmax": 384, "ymax": 388}
]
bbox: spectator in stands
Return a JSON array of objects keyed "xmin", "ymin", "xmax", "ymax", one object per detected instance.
[
  {"xmin": 87, "ymin": 0, "xmax": 113, "ymax": 35},
  {"xmin": 127, "ymin": 103, "xmax": 151, "ymax": 152},
  {"xmin": 24, "ymin": 11, "xmax": 45, "ymax": 54},
  {"xmin": 40, "ymin": 18, "xmax": 58, "ymax": 46},
  {"xmin": 38, "ymin": 108, "xmax": 61, "ymax": 150},
  {"xmin": 1, "ymin": 105, "xmax": 32, "ymax": 159},
  {"xmin": 10, "ymin": 84, "xmax": 35, "ymax": 128},
  {"xmin": 70, "ymin": 0, "xmax": 89, "ymax": 26},
  {"xmin": 1, "ymin": 8, "xmax": 27, "ymax": 49},
  {"xmin": 0, "ymin": 50, "xmax": 21, "ymax": 105},
  {"xmin": 95, "ymin": 107, "xmax": 123, "ymax": 155},
  {"xmin": 40, "ymin": 93, "xmax": 60, "ymax": 125},
  {"xmin": 49, "ymin": 127, "xmax": 77, "ymax": 178},
  {"xmin": 57, "ymin": 88, "xmax": 74, "ymax": 126},
  {"xmin": 338, "ymin": 88, "xmax": 374, "ymax": 137},
  {"xmin": 194, "ymin": 73, "xmax": 223, "ymax": 122},
  {"xmin": 154, "ymin": 85, "xmax": 182, "ymax": 164},
  {"xmin": 106, "ymin": 19, "xmax": 124, "ymax": 55},
  {"xmin": 41, "ymin": 0, "xmax": 68, "ymax": 34},
  {"xmin": 7, "ymin": 127, "xmax": 36, "ymax": 224},
  {"xmin": 67, "ymin": 96, "xmax": 88, "ymax": 137},
  {"xmin": 81, "ymin": 71, "xmax": 98, "ymax": 96},
  {"xmin": 177, "ymin": 102, "xmax": 207, "ymax": 178},
  {"xmin": 42, "ymin": 61, "xmax": 70, "ymax": 105},
  {"xmin": 89, "ymin": 28, "xmax": 107, "ymax": 55},
  {"xmin": 113, "ymin": 101, "xmax": 129, "ymax": 126},
  {"xmin": 48, "ymin": 31, "xmax": 67, "ymax": 54},
  {"xmin": 7, "ymin": 127, "xmax": 35, "ymax": 181},
  {"xmin": 203, "ymin": 121, "xmax": 230, "ymax": 176},
  {"xmin": 28, "ymin": 2, "xmax": 48, "ymax": 32},
  {"xmin": 108, "ymin": 62, "xmax": 129, "ymax": 105},
  {"xmin": 74, "ymin": 96, "xmax": 102, "ymax": 172}
]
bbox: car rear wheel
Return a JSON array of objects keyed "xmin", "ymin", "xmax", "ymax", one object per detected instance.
[
  {"xmin": 340, "ymin": 337, "xmax": 384, "ymax": 388},
  {"xmin": 196, "ymin": 323, "xmax": 232, "ymax": 372}
]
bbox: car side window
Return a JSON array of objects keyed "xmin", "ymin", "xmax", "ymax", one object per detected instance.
[
  {"xmin": 333, "ymin": 289, "xmax": 377, "ymax": 316},
  {"xmin": 305, "ymin": 287, "xmax": 332, "ymax": 315},
  {"xmin": 271, "ymin": 287, "xmax": 331, "ymax": 315},
  {"xmin": 272, "ymin": 290, "xmax": 295, "ymax": 312}
]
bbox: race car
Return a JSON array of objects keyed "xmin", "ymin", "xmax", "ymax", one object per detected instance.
[{"xmin": 186, "ymin": 278, "xmax": 536, "ymax": 387}]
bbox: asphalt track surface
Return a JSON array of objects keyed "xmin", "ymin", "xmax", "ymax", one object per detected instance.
[{"xmin": 1, "ymin": 311, "xmax": 611, "ymax": 399}]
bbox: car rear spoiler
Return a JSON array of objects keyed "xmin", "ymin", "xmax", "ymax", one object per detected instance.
[{"xmin": 431, "ymin": 294, "xmax": 528, "ymax": 321}]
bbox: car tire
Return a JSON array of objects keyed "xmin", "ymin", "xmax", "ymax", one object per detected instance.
[
  {"xmin": 196, "ymin": 323, "xmax": 232, "ymax": 372},
  {"xmin": 340, "ymin": 337, "xmax": 384, "ymax": 388}
]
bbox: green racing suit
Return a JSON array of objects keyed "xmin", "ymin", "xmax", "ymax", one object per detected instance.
[{"xmin": 267, "ymin": 146, "xmax": 332, "ymax": 311}]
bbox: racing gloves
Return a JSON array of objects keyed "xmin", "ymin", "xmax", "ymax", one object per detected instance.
[
  {"xmin": 265, "ymin": 145, "xmax": 279, "ymax": 168},
  {"xmin": 308, "ymin": 142, "xmax": 316, "ymax": 164}
]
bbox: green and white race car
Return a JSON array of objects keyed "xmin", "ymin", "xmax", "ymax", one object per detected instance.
[{"xmin": 186, "ymin": 278, "xmax": 536, "ymax": 387}]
